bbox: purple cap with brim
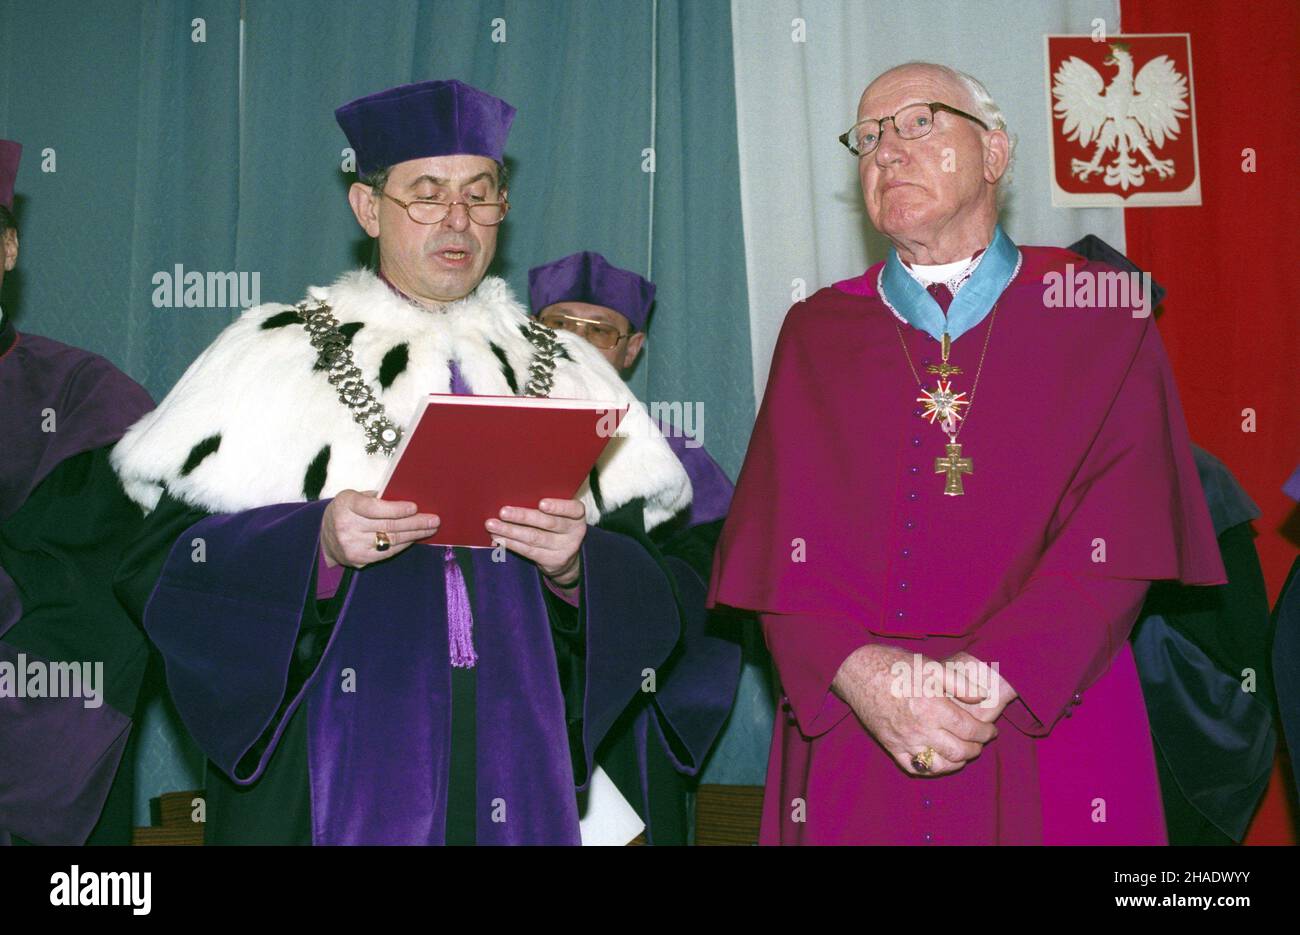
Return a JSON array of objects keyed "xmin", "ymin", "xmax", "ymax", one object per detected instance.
[
  {"xmin": 528, "ymin": 251, "xmax": 656, "ymax": 331},
  {"xmin": 335, "ymin": 79, "xmax": 515, "ymax": 176}
]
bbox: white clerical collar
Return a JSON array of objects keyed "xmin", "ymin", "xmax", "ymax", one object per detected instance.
[
  {"xmin": 906, "ymin": 255, "xmax": 975, "ymax": 286},
  {"xmin": 903, "ymin": 247, "xmax": 992, "ymax": 297}
]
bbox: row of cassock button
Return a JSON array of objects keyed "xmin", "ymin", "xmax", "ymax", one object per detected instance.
[
  {"xmin": 895, "ymin": 400, "xmax": 928, "ymax": 625},
  {"xmin": 907, "ymin": 399, "xmax": 930, "ymax": 844},
  {"xmin": 920, "ymin": 293, "xmax": 952, "ymax": 842}
]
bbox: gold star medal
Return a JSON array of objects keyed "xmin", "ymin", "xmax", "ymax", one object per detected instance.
[{"xmin": 917, "ymin": 379, "xmax": 969, "ymax": 426}]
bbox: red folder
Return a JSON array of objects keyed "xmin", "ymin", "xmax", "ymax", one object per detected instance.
[{"xmin": 377, "ymin": 394, "xmax": 627, "ymax": 548}]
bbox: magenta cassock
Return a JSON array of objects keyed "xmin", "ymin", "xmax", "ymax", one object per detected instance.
[{"xmin": 708, "ymin": 245, "xmax": 1226, "ymax": 845}]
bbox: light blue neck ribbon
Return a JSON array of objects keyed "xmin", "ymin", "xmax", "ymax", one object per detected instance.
[{"xmin": 879, "ymin": 225, "xmax": 1021, "ymax": 342}]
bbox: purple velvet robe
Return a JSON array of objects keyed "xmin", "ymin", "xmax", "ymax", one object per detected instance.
[
  {"xmin": 147, "ymin": 499, "xmax": 698, "ymax": 844},
  {"xmin": 142, "ymin": 360, "xmax": 735, "ymax": 844},
  {"xmin": 0, "ymin": 322, "xmax": 154, "ymax": 844},
  {"xmin": 707, "ymin": 246, "xmax": 1226, "ymax": 845},
  {"xmin": 0, "ymin": 325, "xmax": 153, "ymax": 607}
]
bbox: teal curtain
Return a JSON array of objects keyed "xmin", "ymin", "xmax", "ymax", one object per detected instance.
[
  {"xmin": 0, "ymin": 0, "xmax": 242, "ymax": 394},
  {"xmin": 0, "ymin": 0, "xmax": 761, "ymax": 823},
  {"xmin": 0, "ymin": 0, "xmax": 244, "ymax": 827}
]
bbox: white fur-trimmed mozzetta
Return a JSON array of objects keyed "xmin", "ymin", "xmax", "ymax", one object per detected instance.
[{"xmin": 111, "ymin": 270, "xmax": 692, "ymax": 532}]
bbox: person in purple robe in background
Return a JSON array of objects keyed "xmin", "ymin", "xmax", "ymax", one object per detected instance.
[
  {"xmin": 110, "ymin": 80, "xmax": 736, "ymax": 845},
  {"xmin": 707, "ymin": 63, "xmax": 1226, "ymax": 845},
  {"xmin": 0, "ymin": 139, "xmax": 156, "ymax": 845},
  {"xmin": 527, "ymin": 251, "xmax": 741, "ymax": 842},
  {"xmin": 529, "ymin": 252, "xmax": 736, "ymax": 532}
]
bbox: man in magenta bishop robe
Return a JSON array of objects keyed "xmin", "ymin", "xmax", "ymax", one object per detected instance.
[{"xmin": 707, "ymin": 62, "xmax": 1226, "ymax": 845}]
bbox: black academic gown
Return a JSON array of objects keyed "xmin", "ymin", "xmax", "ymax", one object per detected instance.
[
  {"xmin": 588, "ymin": 459, "xmax": 742, "ymax": 845},
  {"xmin": 1273, "ymin": 556, "xmax": 1300, "ymax": 809},
  {"xmin": 1130, "ymin": 445, "xmax": 1277, "ymax": 844}
]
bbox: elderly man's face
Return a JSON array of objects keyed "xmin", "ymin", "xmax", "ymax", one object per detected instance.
[
  {"xmin": 350, "ymin": 154, "xmax": 504, "ymax": 305},
  {"xmin": 856, "ymin": 68, "xmax": 1002, "ymax": 244}
]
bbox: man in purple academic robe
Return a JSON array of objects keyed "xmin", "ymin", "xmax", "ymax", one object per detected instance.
[
  {"xmin": 112, "ymin": 81, "xmax": 733, "ymax": 845},
  {"xmin": 528, "ymin": 251, "xmax": 740, "ymax": 842},
  {"xmin": 707, "ymin": 63, "xmax": 1225, "ymax": 845},
  {"xmin": 0, "ymin": 139, "xmax": 156, "ymax": 845}
]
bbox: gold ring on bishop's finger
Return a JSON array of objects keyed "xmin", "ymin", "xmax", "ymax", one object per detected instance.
[
  {"xmin": 911, "ymin": 747, "xmax": 936, "ymax": 773},
  {"xmin": 374, "ymin": 531, "xmax": 391, "ymax": 552}
]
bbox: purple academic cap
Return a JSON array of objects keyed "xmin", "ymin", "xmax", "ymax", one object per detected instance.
[
  {"xmin": 0, "ymin": 140, "xmax": 20, "ymax": 211},
  {"xmin": 528, "ymin": 252, "xmax": 656, "ymax": 332},
  {"xmin": 335, "ymin": 79, "xmax": 516, "ymax": 176}
]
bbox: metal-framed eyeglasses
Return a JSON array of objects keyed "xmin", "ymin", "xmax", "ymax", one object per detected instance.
[
  {"xmin": 379, "ymin": 190, "xmax": 510, "ymax": 226},
  {"xmin": 538, "ymin": 310, "xmax": 633, "ymax": 350},
  {"xmin": 838, "ymin": 101, "xmax": 991, "ymax": 158}
]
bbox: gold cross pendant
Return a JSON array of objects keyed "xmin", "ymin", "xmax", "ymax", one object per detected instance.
[{"xmin": 935, "ymin": 441, "xmax": 973, "ymax": 496}]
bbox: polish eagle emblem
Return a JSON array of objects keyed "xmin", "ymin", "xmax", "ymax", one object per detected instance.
[{"xmin": 1051, "ymin": 43, "xmax": 1190, "ymax": 190}]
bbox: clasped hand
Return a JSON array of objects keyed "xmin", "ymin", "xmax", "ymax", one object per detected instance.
[{"xmin": 832, "ymin": 644, "xmax": 1017, "ymax": 777}]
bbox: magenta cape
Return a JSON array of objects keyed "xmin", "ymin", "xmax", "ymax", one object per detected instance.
[{"xmin": 707, "ymin": 245, "xmax": 1226, "ymax": 845}]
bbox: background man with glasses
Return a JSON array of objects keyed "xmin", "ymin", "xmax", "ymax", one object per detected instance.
[
  {"xmin": 110, "ymin": 79, "xmax": 731, "ymax": 845},
  {"xmin": 531, "ymin": 252, "xmax": 648, "ymax": 376},
  {"xmin": 528, "ymin": 252, "xmax": 734, "ymax": 529},
  {"xmin": 526, "ymin": 250, "xmax": 742, "ymax": 843},
  {"xmin": 709, "ymin": 62, "xmax": 1225, "ymax": 844}
]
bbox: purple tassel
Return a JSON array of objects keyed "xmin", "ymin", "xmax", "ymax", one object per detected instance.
[{"xmin": 444, "ymin": 547, "xmax": 477, "ymax": 668}]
